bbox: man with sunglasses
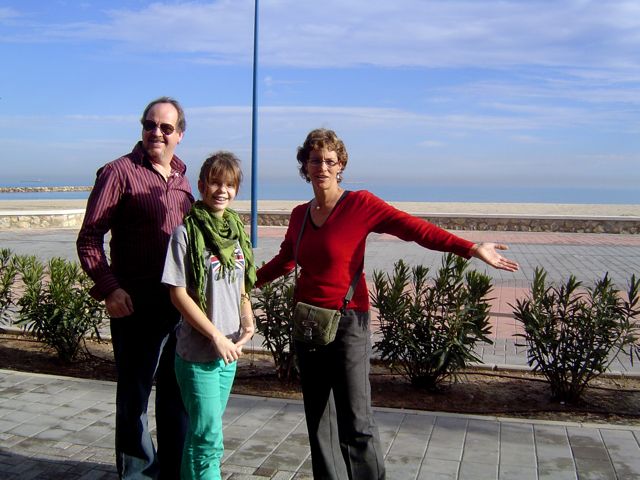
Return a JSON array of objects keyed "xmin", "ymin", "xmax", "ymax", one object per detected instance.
[{"xmin": 77, "ymin": 97, "xmax": 194, "ymax": 479}]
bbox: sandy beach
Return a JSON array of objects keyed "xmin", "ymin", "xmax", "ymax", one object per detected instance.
[{"xmin": 0, "ymin": 198, "xmax": 639, "ymax": 217}]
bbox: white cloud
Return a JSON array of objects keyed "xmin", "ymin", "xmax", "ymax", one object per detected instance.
[
  {"xmin": 0, "ymin": 7, "xmax": 19, "ymax": 20},
  {"xmin": 0, "ymin": 97, "xmax": 626, "ymax": 142},
  {"xmin": 419, "ymin": 140, "xmax": 445, "ymax": 148},
  {"xmin": 509, "ymin": 135, "xmax": 547, "ymax": 145},
  {"xmin": 5, "ymin": 0, "xmax": 640, "ymax": 71}
]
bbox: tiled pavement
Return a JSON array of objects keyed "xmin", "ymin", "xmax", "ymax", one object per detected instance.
[
  {"xmin": 1, "ymin": 226, "xmax": 639, "ymax": 478},
  {"xmin": 2, "ymin": 369, "xmax": 640, "ymax": 480}
]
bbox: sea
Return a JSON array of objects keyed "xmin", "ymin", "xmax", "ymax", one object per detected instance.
[{"xmin": 0, "ymin": 182, "xmax": 637, "ymax": 204}]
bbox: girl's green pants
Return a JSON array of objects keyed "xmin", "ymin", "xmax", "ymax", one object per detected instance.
[{"xmin": 175, "ymin": 355, "xmax": 237, "ymax": 480}]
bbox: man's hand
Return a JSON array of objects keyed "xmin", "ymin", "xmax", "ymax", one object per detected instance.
[{"xmin": 105, "ymin": 288, "xmax": 134, "ymax": 318}]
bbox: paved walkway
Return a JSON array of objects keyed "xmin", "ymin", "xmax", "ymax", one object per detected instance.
[
  {"xmin": 2, "ymin": 369, "xmax": 640, "ymax": 480},
  {"xmin": 1, "ymin": 224, "xmax": 640, "ymax": 478}
]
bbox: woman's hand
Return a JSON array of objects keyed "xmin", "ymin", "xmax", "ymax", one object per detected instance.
[{"xmin": 470, "ymin": 243, "xmax": 519, "ymax": 272}]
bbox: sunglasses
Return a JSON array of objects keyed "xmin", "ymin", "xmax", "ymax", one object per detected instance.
[{"xmin": 141, "ymin": 119, "xmax": 176, "ymax": 135}]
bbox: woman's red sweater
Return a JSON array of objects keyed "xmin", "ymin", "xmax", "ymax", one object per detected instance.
[{"xmin": 256, "ymin": 190, "xmax": 475, "ymax": 312}]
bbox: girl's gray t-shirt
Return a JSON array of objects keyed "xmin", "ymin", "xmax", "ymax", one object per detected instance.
[{"xmin": 162, "ymin": 224, "xmax": 244, "ymax": 363}]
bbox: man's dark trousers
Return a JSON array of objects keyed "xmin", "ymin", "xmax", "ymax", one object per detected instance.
[{"xmin": 110, "ymin": 291, "xmax": 188, "ymax": 479}]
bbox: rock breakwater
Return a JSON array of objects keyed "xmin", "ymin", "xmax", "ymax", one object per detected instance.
[{"xmin": 0, "ymin": 186, "xmax": 92, "ymax": 193}]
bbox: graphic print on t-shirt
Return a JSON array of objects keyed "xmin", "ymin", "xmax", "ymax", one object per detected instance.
[{"xmin": 208, "ymin": 247, "xmax": 245, "ymax": 274}]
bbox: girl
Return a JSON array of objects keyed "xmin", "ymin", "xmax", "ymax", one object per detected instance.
[{"xmin": 162, "ymin": 151, "xmax": 256, "ymax": 479}]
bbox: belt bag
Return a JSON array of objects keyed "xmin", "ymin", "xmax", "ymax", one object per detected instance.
[{"xmin": 292, "ymin": 203, "xmax": 362, "ymax": 345}]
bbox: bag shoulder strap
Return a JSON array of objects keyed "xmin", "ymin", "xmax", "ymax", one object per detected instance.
[
  {"xmin": 342, "ymin": 262, "xmax": 362, "ymax": 312},
  {"xmin": 294, "ymin": 202, "xmax": 363, "ymax": 313},
  {"xmin": 293, "ymin": 203, "xmax": 311, "ymax": 268}
]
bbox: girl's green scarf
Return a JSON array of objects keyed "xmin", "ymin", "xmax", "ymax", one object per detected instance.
[{"xmin": 183, "ymin": 201, "xmax": 257, "ymax": 311}]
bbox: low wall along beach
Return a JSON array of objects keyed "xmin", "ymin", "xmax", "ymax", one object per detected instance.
[{"xmin": 1, "ymin": 198, "xmax": 639, "ymax": 234}]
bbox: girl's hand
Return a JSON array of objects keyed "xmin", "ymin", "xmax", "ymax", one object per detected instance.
[
  {"xmin": 235, "ymin": 319, "xmax": 255, "ymax": 349},
  {"xmin": 213, "ymin": 335, "xmax": 242, "ymax": 365},
  {"xmin": 470, "ymin": 243, "xmax": 519, "ymax": 272}
]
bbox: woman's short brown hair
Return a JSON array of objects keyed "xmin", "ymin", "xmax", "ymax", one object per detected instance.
[{"xmin": 297, "ymin": 128, "xmax": 348, "ymax": 183}]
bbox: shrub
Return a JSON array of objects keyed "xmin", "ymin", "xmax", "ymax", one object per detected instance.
[
  {"xmin": 15, "ymin": 255, "xmax": 108, "ymax": 363},
  {"xmin": 513, "ymin": 268, "xmax": 640, "ymax": 403},
  {"xmin": 371, "ymin": 254, "xmax": 493, "ymax": 390},
  {"xmin": 0, "ymin": 248, "xmax": 17, "ymax": 324},
  {"xmin": 252, "ymin": 271, "xmax": 299, "ymax": 382}
]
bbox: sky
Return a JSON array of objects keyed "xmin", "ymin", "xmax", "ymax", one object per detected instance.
[{"xmin": 1, "ymin": 0, "xmax": 639, "ymax": 204}]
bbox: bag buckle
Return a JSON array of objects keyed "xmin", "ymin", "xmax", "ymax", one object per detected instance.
[{"xmin": 301, "ymin": 319, "xmax": 317, "ymax": 340}]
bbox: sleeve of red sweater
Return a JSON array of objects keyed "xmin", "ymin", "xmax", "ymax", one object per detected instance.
[
  {"xmin": 255, "ymin": 203, "xmax": 307, "ymax": 288},
  {"xmin": 362, "ymin": 191, "xmax": 475, "ymax": 258}
]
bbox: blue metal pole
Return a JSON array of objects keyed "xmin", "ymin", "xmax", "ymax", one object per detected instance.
[{"xmin": 250, "ymin": 0, "xmax": 259, "ymax": 247}]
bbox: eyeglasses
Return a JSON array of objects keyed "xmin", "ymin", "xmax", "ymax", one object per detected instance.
[
  {"xmin": 307, "ymin": 158, "xmax": 339, "ymax": 168},
  {"xmin": 141, "ymin": 119, "xmax": 176, "ymax": 135}
]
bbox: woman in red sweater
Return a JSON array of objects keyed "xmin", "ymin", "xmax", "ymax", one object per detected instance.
[{"xmin": 256, "ymin": 128, "xmax": 519, "ymax": 480}]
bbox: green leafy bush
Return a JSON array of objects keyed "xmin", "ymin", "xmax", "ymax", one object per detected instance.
[
  {"xmin": 252, "ymin": 271, "xmax": 299, "ymax": 382},
  {"xmin": 371, "ymin": 254, "xmax": 493, "ymax": 390},
  {"xmin": 513, "ymin": 268, "xmax": 640, "ymax": 403},
  {"xmin": 15, "ymin": 255, "xmax": 108, "ymax": 362},
  {"xmin": 0, "ymin": 248, "xmax": 17, "ymax": 324}
]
